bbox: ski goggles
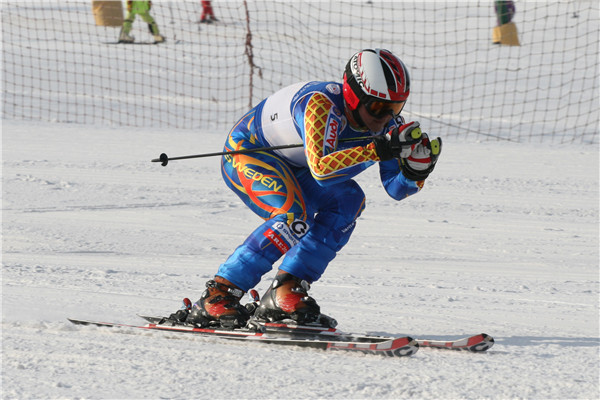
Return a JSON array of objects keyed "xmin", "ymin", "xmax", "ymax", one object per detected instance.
[{"xmin": 364, "ymin": 100, "xmax": 406, "ymax": 119}]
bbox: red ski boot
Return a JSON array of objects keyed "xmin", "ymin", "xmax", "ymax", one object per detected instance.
[
  {"xmin": 187, "ymin": 276, "xmax": 250, "ymax": 329},
  {"xmin": 255, "ymin": 271, "xmax": 321, "ymax": 324}
]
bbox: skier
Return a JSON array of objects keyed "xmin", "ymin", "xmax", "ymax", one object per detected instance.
[
  {"xmin": 492, "ymin": 0, "xmax": 519, "ymax": 45},
  {"xmin": 199, "ymin": 0, "xmax": 218, "ymax": 23},
  {"xmin": 178, "ymin": 49, "xmax": 442, "ymax": 329},
  {"xmin": 119, "ymin": 1, "xmax": 165, "ymax": 43},
  {"xmin": 494, "ymin": 0, "xmax": 515, "ymax": 26}
]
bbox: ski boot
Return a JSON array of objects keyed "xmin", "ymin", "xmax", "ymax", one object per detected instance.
[
  {"xmin": 254, "ymin": 271, "xmax": 321, "ymax": 325},
  {"xmin": 118, "ymin": 31, "xmax": 134, "ymax": 43},
  {"xmin": 187, "ymin": 277, "xmax": 250, "ymax": 329}
]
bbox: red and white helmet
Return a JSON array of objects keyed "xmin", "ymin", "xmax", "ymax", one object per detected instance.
[{"xmin": 343, "ymin": 49, "xmax": 410, "ymax": 119}]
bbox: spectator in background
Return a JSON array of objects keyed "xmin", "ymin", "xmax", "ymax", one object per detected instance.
[
  {"xmin": 199, "ymin": 0, "xmax": 218, "ymax": 24},
  {"xmin": 494, "ymin": 0, "xmax": 515, "ymax": 26},
  {"xmin": 492, "ymin": 1, "xmax": 519, "ymax": 46},
  {"xmin": 119, "ymin": 1, "xmax": 165, "ymax": 43}
]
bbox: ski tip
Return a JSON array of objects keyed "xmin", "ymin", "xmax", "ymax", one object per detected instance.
[
  {"xmin": 416, "ymin": 333, "xmax": 496, "ymax": 352},
  {"xmin": 137, "ymin": 314, "xmax": 165, "ymax": 324},
  {"xmin": 68, "ymin": 317, "xmax": 92, "ymax": 325},
  {"xmin": 327, "ymin": 336, "xmax": 418, "ymax": 357},
  {"xmin": 481, "ymin": 333, "xmax": 494, "ymax": 342},
  {"xmin": 468, "ymin": 333, "xmax": 495, "ymax": 352},
  {"xmin": 67, "ymin": 318, "xmax": 114, "ymax": 327}
]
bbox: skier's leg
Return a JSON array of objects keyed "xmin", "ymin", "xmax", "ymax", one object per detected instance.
[
  {"xmin": 188, "ymin": 110, "xmax": 310, "ymax": 327},
  {"xmin": 119, "ymin": 11, "xmax": 135, "ymax": 42},
  {"xmin": 279, "ymin": 170, "xmax": 365, "ymax": 283},
  {"xmin": 200, "ymin": 0, "xmax": 212, "ymax": 22},
  {"xmin": 216, "ymin": 122, "xmax": 310, "ymax": 291},
  {"xmin": 139, "ymin": 11, "xmax": 164, "ymax": 42},
  {"xmin": 256, "ymin": 170, "xmax": 366, "ymax": 324}
]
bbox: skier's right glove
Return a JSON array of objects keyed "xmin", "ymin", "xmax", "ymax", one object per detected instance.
[{"xmin": 372, "ymin": 121, "xmax": 423, "ymax": 161}]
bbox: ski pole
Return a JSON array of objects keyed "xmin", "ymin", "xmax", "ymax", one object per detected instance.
[{"xmin": 152, "ymin": 136, "xmax": 375, "ymax": 166}]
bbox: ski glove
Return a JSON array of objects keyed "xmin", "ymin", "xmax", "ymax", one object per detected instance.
[
  {"xmin": 373, "ymin": 121, "xmax": 423, "ymax": 161},
  {"xmin": 401, "ymin": 134, "xmax": 442, "ymax": 181}
]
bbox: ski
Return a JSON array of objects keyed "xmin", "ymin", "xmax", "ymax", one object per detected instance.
[
  {"xmin": 100, "ymin": 40, "xmax": 181, "ymax": 45},
  {"xmin": 138, "ymin": 315, "xmax": 494, "ymax": 352},
  {"xmin": 101, "ymin": 41, "xmax": 158, "ymax": 45},
  {"xmin": 67, "ymin": 318, "xmax": 418, "ymax": 357}
]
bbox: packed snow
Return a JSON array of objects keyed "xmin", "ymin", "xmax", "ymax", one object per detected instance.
[
  {"xmin": 2, "ymin": 120, "xmax": 598, "ymax": 399},
  {"xmin": 2, "ymin": 0, "xmax": 599, "ymax": 398}
]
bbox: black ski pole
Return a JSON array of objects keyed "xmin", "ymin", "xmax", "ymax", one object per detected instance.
[{"xmin": 152, "ymin": 136, "xmax": 375, "ymax": 166}]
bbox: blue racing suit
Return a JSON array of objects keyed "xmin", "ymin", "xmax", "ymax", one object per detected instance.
[{"xmin": 217, "ymin": 81, "xmax": 424, "ymax": 291}]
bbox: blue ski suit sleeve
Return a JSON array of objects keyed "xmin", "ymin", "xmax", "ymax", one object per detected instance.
[
  {"xmin": 377, "ymin": 115, "xmax": 426, "ymax": 200},
  {"xmin": 379, "ymin": 158, "xmax": 424, "ymax": 200}
]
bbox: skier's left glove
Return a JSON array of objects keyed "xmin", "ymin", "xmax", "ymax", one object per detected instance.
[{"xmin": 401, "ymin": 134, "xmax": 442, "ymax": 181}]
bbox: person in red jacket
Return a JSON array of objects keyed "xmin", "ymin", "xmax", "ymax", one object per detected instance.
[{"xmin": 199, "ymin": 0, "xmax": 218, "ymax": 23}]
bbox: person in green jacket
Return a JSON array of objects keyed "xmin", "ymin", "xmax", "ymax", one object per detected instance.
[
  {"xmin": 492, "ymin": 0, "xmax": 519, "ymax": 45},
  {"xmin": 494, "ymin": 0, "xmax": 515, "ymax": 26},
  {"xmin": 119, "ymin": 1, "xmax": 165, "ymax": 43}
]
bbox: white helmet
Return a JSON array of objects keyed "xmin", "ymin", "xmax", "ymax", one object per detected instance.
[{"xmin": 343, "ymin": 49, "xmax": 410, "ymax": 121}]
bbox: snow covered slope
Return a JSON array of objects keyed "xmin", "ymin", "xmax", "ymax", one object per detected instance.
[{"xmin": 2, "ymin": 120, "xmax": 598, "ymax": 399}]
